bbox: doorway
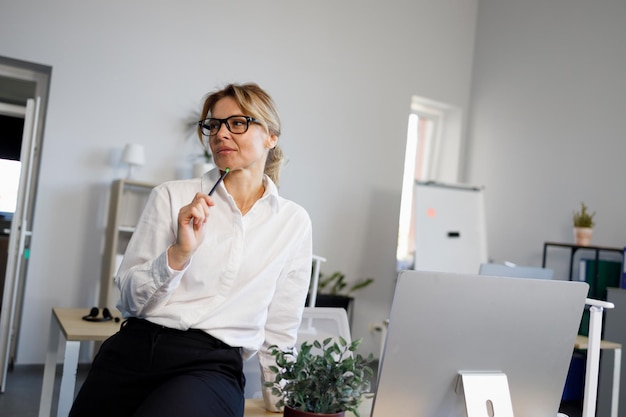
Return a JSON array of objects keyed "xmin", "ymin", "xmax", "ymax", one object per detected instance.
[{"xmin": 0, "ymin": 56, "xmax": 51, "ymax": 391}]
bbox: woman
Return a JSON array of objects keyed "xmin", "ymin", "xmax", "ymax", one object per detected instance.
[{"xmin": 69, "ymin": 83, "xmax": 313, "ymax": 417}]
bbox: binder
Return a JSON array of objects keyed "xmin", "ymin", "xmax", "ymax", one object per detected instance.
[{"xmin": 578, "ymin": 259, "xmax": 621, "ymax": 299}]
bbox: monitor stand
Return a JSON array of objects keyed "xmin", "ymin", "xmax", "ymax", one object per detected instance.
[{"xmin": 458, "ymin": 372, "xmax": 514, "ymax": 417}]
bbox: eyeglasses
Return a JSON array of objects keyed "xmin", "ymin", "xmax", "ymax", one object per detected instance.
[{"xmin": 198, "ymin": 116, "xmax": 261, "ymax": 136}]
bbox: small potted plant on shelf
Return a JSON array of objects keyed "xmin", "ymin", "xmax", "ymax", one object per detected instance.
[
  {"xmin": 265, "ymin": 337, "xmax": 374, "ymax": 417},
  {"xmin": 573, "ymin": 202, "xmax": 595, "ymax": 246}
]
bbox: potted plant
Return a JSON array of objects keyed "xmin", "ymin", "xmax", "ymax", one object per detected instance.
[
  {"xmin": 265, "ymin": 337, "xmax": 374, "ymax": 417},
  {"xmin": 573, "ymin": 202, "xmax": 595, "ymax": 246},
  {"xmin": 307, "ymin": 271, "xmax": 374, "ymax": 327}
]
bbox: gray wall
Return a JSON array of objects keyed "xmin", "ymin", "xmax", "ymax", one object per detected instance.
[
  {"xmin": 0, "ymin": 0, "xmax": 478, "ymax": 363},
  {"xmin": 467, "ymin": 0, "xmax": 626, "ymax": 269},
  {"xmin": 468, "ymin": 5, "xmax": 626, "ymax": 413}
]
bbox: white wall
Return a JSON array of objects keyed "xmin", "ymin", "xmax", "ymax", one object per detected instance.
[
  {"xmin": 466, "ymin": 0, "xmax": 626, "ymax": 271},
  {"xmin": 0, "ymin": 0, "xmax": 478, "ymax": 363}
]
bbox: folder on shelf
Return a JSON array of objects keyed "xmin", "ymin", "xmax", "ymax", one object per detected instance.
[{"xmin": 578, "ymin": 259, "xmax": 621, "ymax": 299}]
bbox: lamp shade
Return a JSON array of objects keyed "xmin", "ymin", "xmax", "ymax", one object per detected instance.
[{"xmin": 121, "ymin": 143, "xmax": 145, "ymax": 167}]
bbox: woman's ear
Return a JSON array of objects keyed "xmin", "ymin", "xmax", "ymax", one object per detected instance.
[{"xmin": 265, "ymin": 134, "xmax": 278, "ymax": 149}]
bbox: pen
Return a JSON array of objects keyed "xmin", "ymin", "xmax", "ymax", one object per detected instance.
[{"xmin": 208, "ymin": 167, "xmax": 230, "ymax": 196}]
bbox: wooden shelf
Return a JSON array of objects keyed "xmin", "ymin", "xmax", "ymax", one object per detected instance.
[{"xmin": 100, "ymin": 179, "xmax": 154, "ymax": 309}]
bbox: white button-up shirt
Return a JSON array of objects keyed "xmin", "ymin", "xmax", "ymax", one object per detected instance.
[{"xmin": 115, "ymin": 168, "xmax": 312, "ymax": 410}]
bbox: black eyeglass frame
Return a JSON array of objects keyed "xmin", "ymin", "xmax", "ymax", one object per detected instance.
[{"xmin": 198, "ymin": 115, "xmax": 261, "ymax": 136}]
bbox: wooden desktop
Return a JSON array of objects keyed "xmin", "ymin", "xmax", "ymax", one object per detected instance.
[
  {"xmin": 39, "ymin": 308, "xmax": 374, "ymax": 417},
  {"xmin": 38, "ymin": 308, "xmax": 121, "ymax": 417}
]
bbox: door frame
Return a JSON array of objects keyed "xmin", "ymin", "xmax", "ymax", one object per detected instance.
[{"xmin": 0, "ymin": 56, "xmax": 51, "ymax": 391}]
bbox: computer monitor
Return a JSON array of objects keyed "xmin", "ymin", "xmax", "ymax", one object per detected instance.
[
  {"xmin": 479, "ymin": 263, "xmax": 554, "ymax": 280},
  {"xmin": 372, "ymin": 270, "xmax": 588, "ymax": 417}
]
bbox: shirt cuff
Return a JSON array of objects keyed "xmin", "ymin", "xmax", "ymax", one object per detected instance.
[{"xmin": 153, "ymin": 250, "xmax": 188, "ymax": 287}]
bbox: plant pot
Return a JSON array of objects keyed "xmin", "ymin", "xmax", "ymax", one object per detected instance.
[
  {"xmin": 283, "ymin": 406, "xmax": 345, "ymax": 417},
  {"xmin": 574, "ymin": 227, "xmax": 593, "ymax": 246}
]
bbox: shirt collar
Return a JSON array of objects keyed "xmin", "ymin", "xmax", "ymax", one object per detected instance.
[
  {"xmin": 262, "ymin": 175, "xmax": 281, "ymax": 213},
  {"xmin": 203, "ymin": 168, "xmax": 281, "ymax": 213}
]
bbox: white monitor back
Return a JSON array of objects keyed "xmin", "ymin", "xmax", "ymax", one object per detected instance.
[
  {"xmin": 372, "ymin": 270, "xmax": 588, "ymax": 417},
  {"xmin": 413, "ymin": 181, "xmax": 487, "ymax": 274}
]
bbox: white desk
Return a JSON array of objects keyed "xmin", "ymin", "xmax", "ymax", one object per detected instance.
[{"xmin": 38, "ymin": 308, "xmax": 120, "ymax": 417}]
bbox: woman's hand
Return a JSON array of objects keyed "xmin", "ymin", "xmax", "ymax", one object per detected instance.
[{"xmin": 167, "ymin": 192, "xmax": 214, "ymax": 270}]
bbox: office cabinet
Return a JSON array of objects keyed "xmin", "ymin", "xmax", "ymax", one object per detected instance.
[{"xmin": 100, "ymin": 179, "xmax": 154, "ymax": 309}]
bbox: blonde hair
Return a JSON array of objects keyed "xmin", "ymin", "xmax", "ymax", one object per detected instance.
[{"xmin": 198, "ymin": 83, "xmax": 284, "ymax": 185}]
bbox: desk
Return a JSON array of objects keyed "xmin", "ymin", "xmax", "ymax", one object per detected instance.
[
  {"xmin": 38, "ymin": 308, "xmax": 120, "ymax": 417},
  {"xmin": 575, "ymin": 335, "xmax": 622, "ymax": 417},
  {"xmin": 39, "ymin": 309, "xmax": 370, "ymax": 417},
  {"xmin": 244, "ymin": 398, "xmax": 373, "ymax": 417}
]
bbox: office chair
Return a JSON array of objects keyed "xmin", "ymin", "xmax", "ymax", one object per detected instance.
[{"xmin": 582, "ymin": 298, "xmax": 619, "ymax": 417}]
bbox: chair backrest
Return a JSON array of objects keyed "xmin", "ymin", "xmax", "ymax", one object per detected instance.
[{"xmin": 298, "ymin": 307, "xmax": 351, "ymax": 349}]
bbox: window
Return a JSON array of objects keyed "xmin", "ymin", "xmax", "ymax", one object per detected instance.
[
  {"xmin": 0, "ymin": 104, "xmax": 25, "ymax": 219},
  {"xmin": 396, "ymin": 96, "xmax": 463, "ymax": 270}
]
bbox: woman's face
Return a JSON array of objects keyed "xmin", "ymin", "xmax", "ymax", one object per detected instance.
[{"xmin": 208, "ymin": 96, "xmax": 277, "ymax": 175}]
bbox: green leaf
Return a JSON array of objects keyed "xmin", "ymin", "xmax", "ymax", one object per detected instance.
[{"xmin": 267, "ymin": 338, "xmax": 372, "ymax": 413}]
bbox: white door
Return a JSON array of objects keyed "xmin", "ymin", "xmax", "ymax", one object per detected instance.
[{"xmin": 0, "ymin": 97, "xmax": 40, "ymax": 391}]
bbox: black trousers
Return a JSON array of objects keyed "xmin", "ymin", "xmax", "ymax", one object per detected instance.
[{"xmin": 69, "ymin": 318, "xmax": 245, "ymax": 417}]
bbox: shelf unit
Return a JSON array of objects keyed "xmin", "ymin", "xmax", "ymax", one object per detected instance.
[
  {"xmin": 542, "ymin": 241, "xmax": 623, "ymax": 297},
  {"xmin": 100, "ymin": 179, "xmax": 154, "ymax": 309}
]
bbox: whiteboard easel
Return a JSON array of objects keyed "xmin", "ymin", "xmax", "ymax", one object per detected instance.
[{"xmin": 413, "ymin": 181, "xmax": 488, "ymax": 274}]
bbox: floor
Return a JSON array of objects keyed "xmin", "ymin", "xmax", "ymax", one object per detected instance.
[
  {"xmin": 0, "ymin": 364, "xmax": 88, "ymax": 417},
  {"xmin": 0, "ymin": 363, "xmax": 582, "ymax": 417}
]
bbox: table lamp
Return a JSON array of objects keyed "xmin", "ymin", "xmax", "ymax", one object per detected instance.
[{"xmin": 121, "ymin": 143, "xmax": 145, "ymax": 179}]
